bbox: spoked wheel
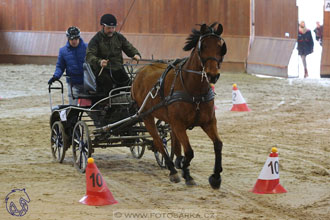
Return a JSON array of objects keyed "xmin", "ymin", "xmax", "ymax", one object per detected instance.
[
  {"xmin": 154, "ymin": 120, "xmax": 174, "ymax": 168},
  {"xmin": 130, "ymin": 144, "xmax": 145, "ymax": 159},
  {"xmin": 72, "ymin": 121, "xmax": 92, "ymax": 173},
  {"xmin": 50, "ymin": 121, "xmax": 69, "ymax": 163},
  {"xmin": 130, "ymin": 122, "xmax": 146, "ymax": 159}
]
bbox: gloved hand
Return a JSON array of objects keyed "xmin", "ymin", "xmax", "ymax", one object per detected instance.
[{"xmin": 48, "ymin": 76, "xmax": 58, "ymax": 85}]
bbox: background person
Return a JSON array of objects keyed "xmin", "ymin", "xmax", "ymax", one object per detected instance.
[
  {"xmin": 48, "ymin": 26, "xmax": 87, "ymax": 105},
  {"xmin": 297, "ymin": 21, "xmax": 314, "ymax": 78},
  {"xmin": 86, "ymin": 13, "xmax": 141, "ymax": 95},
  {"xmin": 314, "ymin": 21, "xmax": 323, "ymax": 46}
]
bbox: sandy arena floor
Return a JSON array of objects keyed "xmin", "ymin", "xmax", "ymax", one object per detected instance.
[{"xmin": 0, "ymin": 64, "xmax": 329, "ymax": 220}]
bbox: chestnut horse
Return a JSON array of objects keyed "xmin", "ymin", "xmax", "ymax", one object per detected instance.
[{"xmin": 131, "ymin": 23, "xmax": 227, "ymax": 189}]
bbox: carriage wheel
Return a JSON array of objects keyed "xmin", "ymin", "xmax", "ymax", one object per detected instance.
[
  {"xmin": 72, "ymin": 121, "xmax": 92, "ymax": 173},
  {"xmin": 50, "ymin": 121, "xmax": 69, "ymax": 163},
  {"xmin": 154, "ymin": 120, "xmax": 174, "ymax": 168},
  {"xmin": 130, "ymin": 140, "xmax": 146, "ymax": 159},
  {"xmin": 154, "ymin": 136, "xmax": 174, "ymax": 168},
  {"xmin": 130, "ymin": 122, "xmax": 146, "ymax": 159}
]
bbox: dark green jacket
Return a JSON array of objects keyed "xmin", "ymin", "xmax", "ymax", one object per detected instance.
[{"xmin": 86, "ymin": 30, "xmax": 140, "ymax": 74}]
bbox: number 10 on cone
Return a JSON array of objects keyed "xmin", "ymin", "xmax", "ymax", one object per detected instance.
[
  {"xmin": 258, "ymin": 157, "xmax": 280, "ymax": 180},
  {"xmin": 90, "ymin": 172, "xmax": 104, "ymax": 188}
]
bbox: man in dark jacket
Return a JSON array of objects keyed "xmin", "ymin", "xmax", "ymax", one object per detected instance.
[
  {"xmin": 297, "ymin": 21, "xmax": 314, "ymax": 78},
  {"xmin": 48, "ymin": 26, "xmax": 87, "ymax": 104},
  {"xmin": 86, "ymin": 14, "xmax": 141, "ymax": 95}
]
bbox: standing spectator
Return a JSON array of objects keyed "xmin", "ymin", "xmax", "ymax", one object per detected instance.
[
  {"xmin": 297, "ymin": 21, "xmax": 314, "ymax": 78},
  {"xmin": 314, "ymin": 21, "xmax": 323, "ymax": 46},
  {"xmin": 86, "ymin": 14, "xmax": 141, "ymax": 95},
  {"xmin": 48, "ymin": 26, "xmax": 87, "ymax": 105}
]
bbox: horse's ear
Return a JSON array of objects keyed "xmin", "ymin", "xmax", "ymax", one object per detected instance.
[
  {"xmin": 221, "ymin": 42, "xmax": 227, "ymax": 56},
  {"xmin": 200, "ymin": 24, "xmax": 208, "ymax": 34},
  {"xmin": 215, "ymin": 23, "xmax": 223, "ymax": 36}
]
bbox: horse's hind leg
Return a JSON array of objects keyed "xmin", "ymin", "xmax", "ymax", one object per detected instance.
[
  {"xmin": 143, "ymin": 116, "xmax": 180, "ymax": 183},
  {"xmin": 171, "ymin": 127, "xmax": 196, "ymax": 186},
  {"xmin": 201, "ymin": 121, "xmax": 223, "ymax": 189}
]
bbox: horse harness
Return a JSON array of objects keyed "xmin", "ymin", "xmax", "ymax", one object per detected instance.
[
  {"xmin": 138, "ymin": 32, "xmax": 224, "ymax": 128},
  {"xmin": 139, "ymin": 58, "xmax": 215, "ymax": 129}
]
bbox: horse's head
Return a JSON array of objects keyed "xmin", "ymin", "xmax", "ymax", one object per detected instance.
[{"xmin": 183, "ymin": 23, "xmax": 227, "ymax": 84}]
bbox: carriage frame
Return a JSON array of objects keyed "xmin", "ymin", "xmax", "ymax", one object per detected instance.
[{"xmin": 49, "ymin": 62, "xmax": 173, "ymax": 172}]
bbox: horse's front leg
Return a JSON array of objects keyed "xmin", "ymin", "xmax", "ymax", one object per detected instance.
[
  {"xmin": 201, "ymin": 119, "xmax": 223, "ymax": 189},
  {"xmin": 170, "ymin": 131, "xmax": 184, "ymax": 169},
  {"xmin": 171, "ymin": 126, "xmax": 196, "ymax": 186},
  {"xmin": 143, "ymin": 116, "xmax": 180, "ymax": 183}
]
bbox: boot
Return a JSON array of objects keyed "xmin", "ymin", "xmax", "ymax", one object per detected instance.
[{"xmin": 304, "ymin": 69, "xmax": 309, "ymax": 78}]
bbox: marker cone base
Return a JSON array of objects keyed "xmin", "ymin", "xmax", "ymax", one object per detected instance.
[
  {"xmin": 231, "ymin": 103, "xmax": 251, "ymax": 112},
  {"xmin": 79, "ymin": 192, "xmax": 118, "ymax": 206},
  {"xmin": 252, "ymin": 179, "xmax": 287, "ymax": 194}
]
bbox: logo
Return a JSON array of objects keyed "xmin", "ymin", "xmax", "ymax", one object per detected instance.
[
  {"xmin": 5, "ymin": 189, "xmax": 30, "ymax": 217},
  {"xmin": 326, "ymin": 0, "xmax": 330, "ymax": 12}
]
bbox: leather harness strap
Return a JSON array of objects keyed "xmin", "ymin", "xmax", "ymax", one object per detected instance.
[{"xmin": 140, "ymin": 58, "xmax": 215, "ymax": 129}]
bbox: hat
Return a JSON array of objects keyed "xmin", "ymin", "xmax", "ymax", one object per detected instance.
[
  {"xmin": 66, "ymin": 26, "xmax": 80, "ymax": 40},
  {"xmin": 100, "ymin": 14, "xmax": 117, "ymax": 27}
]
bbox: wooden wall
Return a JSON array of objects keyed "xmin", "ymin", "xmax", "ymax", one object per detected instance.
[
  {"xmin": 254, "ymin": 0, "xmax": 297, "ymax": 39},
  {"xmin": 0, "ymin": 0, "xmax": 250, "ymax": 71},
  {"xmin": 0, "ymin": 0, "xmax": 250, "ymax": 35},
  {"xmin": 321, "ymin": 7, "xmax": 330, "ymax": 77},
  {"xmin": 247, "ymin": 0, "xmax": 298, "ymax": 77}
]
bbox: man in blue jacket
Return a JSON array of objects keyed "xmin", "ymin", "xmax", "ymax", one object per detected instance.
[{"xmin": 48, "ymin": 26, "xmax": 87, "ymax": 105}]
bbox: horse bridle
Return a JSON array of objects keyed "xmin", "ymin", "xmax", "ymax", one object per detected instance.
[
  {"xmin": 182, "ymin": 32, "xmax": 225, "ymax": 82},
  {"xmin": 197, "ymin": 33, "xmax": 224, "ymax": 69}
]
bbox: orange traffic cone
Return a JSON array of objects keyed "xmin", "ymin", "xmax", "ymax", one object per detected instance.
[
  {"xmin": 79, "ymin": 158, "xmax": 118, "ymax": 206},
  {"xmin": 252, "ymin": 147, "xmax": 287, "ymax": 194},
  {"xmin": 210, "ymin": 83, "xmax": 218, "ymax": 110},
  {"xmin": 230, "ymin": 83, "xmax": 251, "ymax": 112}
]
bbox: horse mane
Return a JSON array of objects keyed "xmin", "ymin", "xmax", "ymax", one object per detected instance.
[{"xmin": 183, "ymin": 22, "xmax": 218, "ymax": 51}]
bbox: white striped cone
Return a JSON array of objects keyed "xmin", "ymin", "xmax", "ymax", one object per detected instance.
[
  {"xmin": 231, "ymin": 84, "xmax": 251, "ymax": 111},
  {"xmin": 252, "ymin": 148, "xmax": 287, "ymax": 194}
]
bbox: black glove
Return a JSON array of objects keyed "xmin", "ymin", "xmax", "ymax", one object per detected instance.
[{"xmin": 48, "ymin": 76, "xmax": 58, "ymax": 85}]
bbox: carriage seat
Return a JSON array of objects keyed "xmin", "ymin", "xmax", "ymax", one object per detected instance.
[
  {"xmin": 77, "ymin": 63, "xmax": 132, "ymax": 106},
  {"xmin": 76, "ymin": 63, "xmax": 108, "ymax": 99},
  {"xmin": 83, "ymin": 62, "xmax": 97, "ymax": 95}
]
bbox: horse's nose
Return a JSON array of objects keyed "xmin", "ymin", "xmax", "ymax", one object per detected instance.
[{"xmin": 208, "ymin": 73, "xmax": 220, "ymax": 84}]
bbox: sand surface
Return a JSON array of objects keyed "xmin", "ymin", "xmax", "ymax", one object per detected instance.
[{"xmin": 0, "ymin": 64, "xmax": 329, "ymax": 220}]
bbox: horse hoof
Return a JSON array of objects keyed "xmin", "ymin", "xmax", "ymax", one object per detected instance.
[
  {"xmin": 209, "ymin": 174, "xmax": 221, "ymax": 189},
  {"xmin": 185, "ymin": 179, "xmax": 196, "ymax": 186},
  {"xmin": 169, "ymin": 173, "xmax": 181, "ymax": 183}
]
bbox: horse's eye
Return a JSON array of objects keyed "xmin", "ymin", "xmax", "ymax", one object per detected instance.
[{"xmin": 217, "ymin": 46, "xmax": 222, "ymax": 55}]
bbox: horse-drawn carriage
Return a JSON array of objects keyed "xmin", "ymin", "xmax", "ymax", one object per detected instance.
[
  {"xmin": 49, "ymin": 22, "xmax": 227, "ymax": 189},
  {"xmin": 49, "ymin": 63, "xmax": 172, "ymax": 173}
]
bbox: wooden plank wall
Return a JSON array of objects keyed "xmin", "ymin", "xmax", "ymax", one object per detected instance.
[
  {"xmin": 254, "ymin": 0, "xmax": 297, "ymax": 39},
  {"xmin": 321, "ymin": 8, "xmax": 330, "ymax": 77},
  {"xmin": 0, "ymin": 0, "xmax": 250, "ymax": 71},
  {"xmin": 0, "ymin": 0, "xmax": 250, "ymax": 35},
  {"xmin": 247, "ymin": 0, "xmax": 298, "ymax": 77}
]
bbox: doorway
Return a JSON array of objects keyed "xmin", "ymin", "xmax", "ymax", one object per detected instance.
[{"xmin": 288, "ymin": 0, "xmax": 324, "ymax": 78}]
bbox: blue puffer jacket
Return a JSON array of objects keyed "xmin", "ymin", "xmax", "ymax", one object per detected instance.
[{"xmin": 54, "ymin": 38, "xmax": 87, "ymax": 85}]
